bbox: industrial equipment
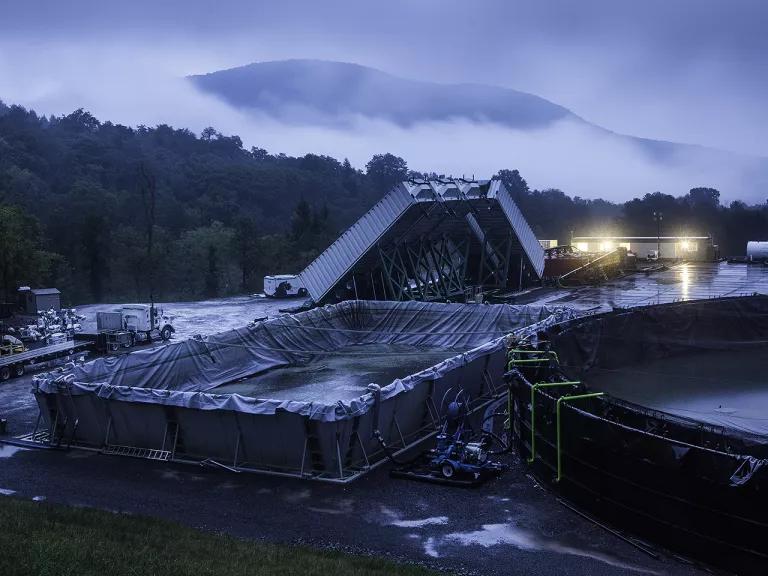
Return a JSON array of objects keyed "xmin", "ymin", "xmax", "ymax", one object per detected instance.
[
  {"xmin": 94, "ymin": 305, "xmax": 175, "ymax": 351},
  {"xmin": 390, "ymin": 390, "xmax": 507, "ymax": 486},
  {"xmin": 0, "ymin": 339, "xmax": 90, "ymax": 381},
  {"xmin": 0, "ymin": 335, "xmax": 26, "ymax": 356}
]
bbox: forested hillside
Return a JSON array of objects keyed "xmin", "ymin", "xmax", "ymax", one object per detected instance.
[{"xmin": 1, "ymin": 101, "xmax": 766, "ymax": 305}]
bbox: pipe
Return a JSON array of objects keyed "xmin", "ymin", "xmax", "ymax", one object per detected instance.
[
  {"xmin": 508, "ymin": 349, "xmax": 559, "ymax": 363},
  {"xmin": 507, "ymin": 349, "xmax": 559, "ymax": 370},
  {"xmin": 556, "ymin": 392, "xmax": 604, "ymax": 482},
  {"xmin": 527, "ymin": 381, "xmax": 580, "ymax": 463}
]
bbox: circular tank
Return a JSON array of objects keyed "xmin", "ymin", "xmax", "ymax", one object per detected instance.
[
  {"xmin": 509, "ymin": 296, "xmax": 768, "ymax": 574},
  {"xmin": 747, "ymin": 241, "xmax": 768, "ymax": 260}
]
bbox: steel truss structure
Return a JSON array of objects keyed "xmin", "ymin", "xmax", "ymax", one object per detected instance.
[{"xmin": 300, "ymin": 178, "xmax": 545, "ymax": 304}]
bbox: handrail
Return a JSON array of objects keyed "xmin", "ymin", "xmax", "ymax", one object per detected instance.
[
  {"xmin": 507, "ymin": 349, "xmax": 559, "ymax": 371},
  {"xmin": 556, "ymin": 392, "xmax": 605, "ymax": 482},
  {"xmin": 527, "ymin": 381, "xmax": 580, "ymax": 463}
]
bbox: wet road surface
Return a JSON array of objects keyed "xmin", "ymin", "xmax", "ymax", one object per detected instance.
[{"xmin": 521, "ymin": 261, "xmax": 768, "ymax": 311}]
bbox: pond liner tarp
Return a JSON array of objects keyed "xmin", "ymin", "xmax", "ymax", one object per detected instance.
[{"xmin": 34, "ymin": 301, "xmax": 562, "ymax": 422}]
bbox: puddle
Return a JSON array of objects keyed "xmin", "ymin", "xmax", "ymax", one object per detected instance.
[
  {"xmin": 392, "ymin": 516, "xmax": 449, "ymax": 528},
  {"xmin": 160, "ymin": 469, "xmax": 181, "ymax": 480},
  {"xmin": 0, "ymin": 445, "xmax": 28, "ymax": 459},
  {"xmin": 308, "ymin": 498, "xmax": 355, "ymax": 515},
  {"xmin": 423, "ymin": 537, "xmax": 440, "ymax": 558},
  {"xmin": 281, "ymin": 488, "xmax": 311, "ymax": 503},
  {"xmin": 65, "ymin": 450, "xmax": 95, "ymax": 459},
  {"xmin": 441, "ymin": 522, "xmax": 660, "ymax": 574},
  {"xmin": 380, "ymin": 506, "xmax": 450, "ymax": 529}
]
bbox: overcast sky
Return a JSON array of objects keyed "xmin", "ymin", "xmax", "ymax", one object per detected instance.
[
  {"xmin": 2, "ymin": 0, "xmax": 765, "ymax": 155},
  {"xmin": 1, "ymin": 1, "xmax": 766, "ymax": 200}
]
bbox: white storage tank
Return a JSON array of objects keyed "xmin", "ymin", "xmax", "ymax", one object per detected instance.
[{"xmin": 747, "ymin": 241, "xmax": 768, "ymax": 261}]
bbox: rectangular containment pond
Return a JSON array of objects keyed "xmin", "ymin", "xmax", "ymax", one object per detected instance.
[{"xmin": 33, "ymin": 301, "xmax": 562, "ymax": 481}]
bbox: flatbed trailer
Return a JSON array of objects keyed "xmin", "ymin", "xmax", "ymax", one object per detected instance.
[{"xmin": 0, "ymin": 340, "xmax": 92, "ymax": 381}]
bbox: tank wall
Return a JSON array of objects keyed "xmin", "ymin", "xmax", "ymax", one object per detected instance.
[
  {"xmin": 35, "ymin": 342, "xmax": 509, "ymax": 479},
  {"xmin": 513, "ymin": 297, "xmax": 768, "ymax": 573},
  {"xmin": 510, "ymin": 381, "xmax": 768, "ymax": 573}
]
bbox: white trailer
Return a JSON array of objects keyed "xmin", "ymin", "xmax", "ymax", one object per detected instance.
[
  {"xmin": 263, "ymin": 275, "xmax": 307, "ymax": 298},
  {"xmin": 747, "ymin": 241, "xmax": 768, "ymax": 261}
]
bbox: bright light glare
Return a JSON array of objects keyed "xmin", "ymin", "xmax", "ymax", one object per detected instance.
[
  {"xmin": 680, "ymin": 240, "xmax": 691, "ymax": 251},
  {"xmin": 599, "ymin": 241, "xmax": 613, "ymax": 252},
  {"xmin": 680, "ymin": 264, "xmax": 690, "ymax": 299},
  {"xmin": 575, "ymin": 242, "xmax": 589, "ymax": 252}
]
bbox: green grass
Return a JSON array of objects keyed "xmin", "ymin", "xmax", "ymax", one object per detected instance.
[{"xmin": 0, "ymin": 497, "xmax": 439, "ymax": 576}]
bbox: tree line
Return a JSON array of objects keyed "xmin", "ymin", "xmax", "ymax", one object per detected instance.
[{"xmin": 1, "ymin": 101, "xmax": 766, "ymax": 305}]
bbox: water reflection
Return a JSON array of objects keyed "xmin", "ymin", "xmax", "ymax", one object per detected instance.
[{"xmin": 680, "ymin": 263, "xmax": 690, "ymax": 300}]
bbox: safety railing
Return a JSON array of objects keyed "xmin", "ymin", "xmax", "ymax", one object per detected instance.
[{"xmin": 526, "ymin": 381, "xmax": 580, "ymax": 463}]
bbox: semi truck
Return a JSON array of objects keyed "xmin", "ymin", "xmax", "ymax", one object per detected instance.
[{"xmin": 94, "ymin": 305, "xmax": 175, "ymax": 352}]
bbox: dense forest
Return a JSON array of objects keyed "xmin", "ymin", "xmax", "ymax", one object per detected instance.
[{"xmin": 1, "ymin": 101, "xmax": 766, "ymax": 305}]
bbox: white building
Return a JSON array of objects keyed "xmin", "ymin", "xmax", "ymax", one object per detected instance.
[{"xmin": 572, "ymin": 236, "xmax": 714, "ymax": 261}]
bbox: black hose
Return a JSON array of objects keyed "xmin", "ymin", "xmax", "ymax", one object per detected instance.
[
  {"xmin": 373, "ymin": 430, "xmax": 409, "ymax": 466},
  {"xmin": 484, "ymin": 430, "xmax": 512, "ymax": 455},
  {"xmin": 481, "ymin": 411, "xmax": 512, "ymax": 454}
]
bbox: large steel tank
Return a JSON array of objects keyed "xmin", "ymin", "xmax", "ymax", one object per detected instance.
[{"xmin": 747, "ymin": 241, "xmax": 768, "ymax": 261}]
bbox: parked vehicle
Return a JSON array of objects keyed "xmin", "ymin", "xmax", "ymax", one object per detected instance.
[
  {"xmin": 264, "ymin": 274, "xmax": 307, "ymax": 298},
  {"xmin": 94, "ymin": 305, "xmax": 175, "ymax": 352}
]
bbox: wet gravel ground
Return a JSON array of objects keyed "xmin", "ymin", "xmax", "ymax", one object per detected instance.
[
  {"xmin": 77, "ymin": 295, "xmax": 304, "ymax": 341},
  {"xmin": 0, "ymin": 372, "xmax": 707, "ymax": 576},
  {"xmin": 0, "ymin": 438, "xmax": 706, "ymax": 575}
]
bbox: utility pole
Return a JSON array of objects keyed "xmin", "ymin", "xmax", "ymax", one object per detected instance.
[
  {"xmin": 139, "ymin": 163, "xmax": 157, "ymax": 329},
  {"xmin": 653, "ymin": 211, "xmax": 663, "ymax": 257}
]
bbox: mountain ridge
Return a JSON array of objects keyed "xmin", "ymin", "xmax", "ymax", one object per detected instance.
[{"xmin": 189, "ymin": 58, "xmax": 767, "ymax": 163}]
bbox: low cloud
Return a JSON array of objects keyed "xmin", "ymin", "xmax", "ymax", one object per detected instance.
[{"xmin": 1, "ymin": 41, "xmax": 764, "ymax": 203}]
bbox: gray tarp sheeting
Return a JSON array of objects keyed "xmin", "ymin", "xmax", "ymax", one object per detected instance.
[{"xmin": 35, "ymin": 301, "xmax": 563, "ymax": 422}]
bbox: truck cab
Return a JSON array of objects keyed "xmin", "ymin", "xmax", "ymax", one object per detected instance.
[{"xmin": 121, "ymin": 304, "xmax": 175, "ymax": 342}]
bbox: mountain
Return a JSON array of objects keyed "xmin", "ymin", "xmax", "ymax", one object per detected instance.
[
  {"xmin": 189, "ymin": 59, "xmax": 768, "ymax": 201},
  {"xmin": 189, "ymin": 59, "xmax": 579, "ymax": 130}
]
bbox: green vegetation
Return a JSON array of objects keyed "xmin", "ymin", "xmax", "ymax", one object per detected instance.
[
  {"xmin": 1, "ymin": 100, "xmax": 767, "ymax": 304},
  {"xmin": 0, "ymin": 497, "xmax": 437, "ymax": 576}
]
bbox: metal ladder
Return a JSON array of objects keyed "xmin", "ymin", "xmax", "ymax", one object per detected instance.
[{"xmin": 102, "ymin": 444, "xmax": 171, "ymax": 461}]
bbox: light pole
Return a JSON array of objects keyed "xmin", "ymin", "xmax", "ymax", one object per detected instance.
[{"xmin": 653, "ymin": 211, "xmax": 663, "ymax": 257}]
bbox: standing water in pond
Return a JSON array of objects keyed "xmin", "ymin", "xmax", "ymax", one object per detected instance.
[
  {"xmin": 212, "ymin": 343, "xmax": 468, "ymax": 402},
  {"xmin": 585, "ymin": 346, "xmax": 768, "ymax": 435}
]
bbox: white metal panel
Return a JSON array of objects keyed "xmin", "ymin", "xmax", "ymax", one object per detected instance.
[
  {"xmin": 493, "ymin": 181, "xmax": 546, "ymax": 277},
  {"xmin": 299, "ymin": 178, "xmax": 545, "ymax": 302},
  {"xmin": 299, "ymin": 184, "xmax": 415, "ymax": 301}
]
